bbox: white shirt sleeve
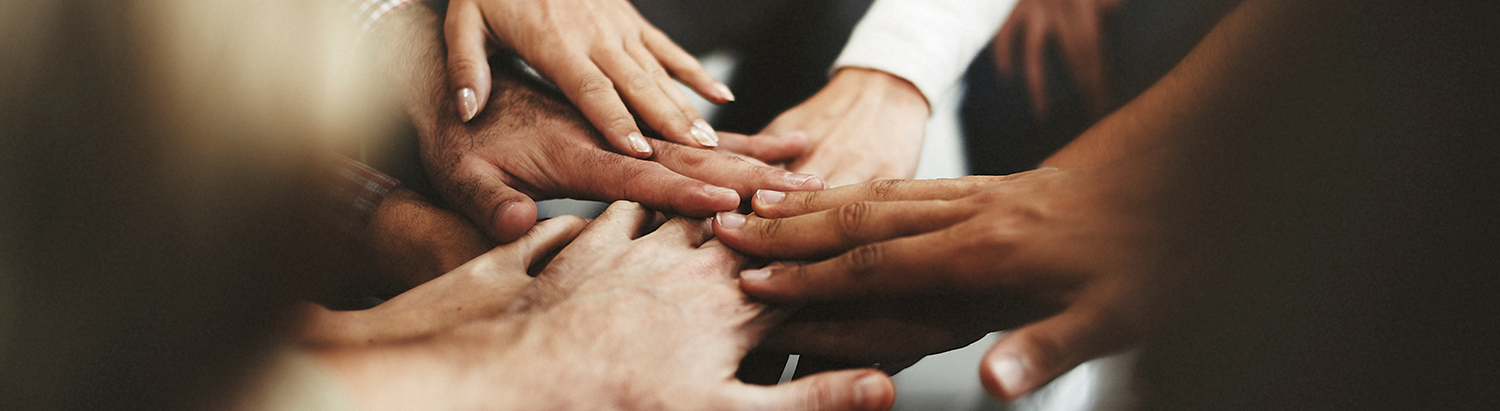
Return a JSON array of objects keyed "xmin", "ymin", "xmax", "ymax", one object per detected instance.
[{"xmin": 832, "ymin": 0, "xmax": 1019, "ymax": 107}]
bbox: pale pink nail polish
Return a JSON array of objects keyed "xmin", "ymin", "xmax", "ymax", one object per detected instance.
[
  {"xmin": 458, "ymin": 88, "xmax": 478, "ymax": 122},
  {"xmin": 691, "ymin": 119, "xmax": 719, "ymax": 147},
  {"xmin": 714, "ymin": 82, "xmax": 736, "ymax": 102},
  {"xmin": 627, "ymin": 132, "xmax": 652, "ymax": 155}
]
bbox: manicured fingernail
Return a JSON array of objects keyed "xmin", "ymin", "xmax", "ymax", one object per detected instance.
[
  {"xmin": 756, "ymin": 189, "xmax": 785, "ymax": 205},
  {"xmin": 741, "ymin": 268, "xmax": 771, "ymax": 281},
  {"xmin": 704, "ymin": 185, "xmax": 737, "ymax": 200},
  {"xmin": 714, "ymin": 82, "xmax": 736, "ymax": 102},
  {"xmin": 691, "ymin": 119, "xmax": 719, "ymax": 147},
  {"xmin": 991, "ymin": 355, "xmax": 1025, "ymax": 396},
  {"xmin": 458, "ymin": 88, "xmax": 478, "ymax": 122},
  {"xmin": 715, "ymin": 212, "xmax": 745, "ymax": 229},
  {"xmin": 855, "ymin": 374, "xmax": 887, "ymax": 410},
  {"xmin": 627, "ymin": 132, "xmax": 652, "ymax": 155},
  {"xmin": 779, "ymin": 131, "xmax": 806, "ymax": 140}
]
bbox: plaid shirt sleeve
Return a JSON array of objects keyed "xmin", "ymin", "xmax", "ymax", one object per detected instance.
[
  {"xmin": 344, "ymin": 0, "xmax": 425, "ymax": 40},
  {"xmin": 327, "ymin": 155, "xmax": 401, "ymax": 242}
]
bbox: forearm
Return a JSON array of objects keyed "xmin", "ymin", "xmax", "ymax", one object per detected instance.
[{"xmin": 1041, "ymin": 0, "xmax": 1345, "ymax": 169}]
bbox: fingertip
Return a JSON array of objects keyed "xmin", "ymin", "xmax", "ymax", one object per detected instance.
[
  {"xmin": 458, "ymin": 87, "xmax": 479, "ymax": 123},
  {"xmin": 700, "ymin": 185, "xmax": 740, "ymax": 211},
  {"xmin": 854, "ymin": 372, "xmax": 896, "ymax": 411},
  {"xmin": 979, "ymin": 352, "xmax": 1032, "ymax": 401},
  {"xmin": 626, "ymin": 132, "xmax": 654, "ymax": 156},
  {"xmin": 489, "ymin": 200, "xmax": 539, "ymax": 244},
  {"xmin": 714, "ymin": 81, "xmax": 736, "ymax": 102},
  {"xmin": 714, "ymin": 211, "xmax": 746, "ymax": 230},
  {"xmin": 691, "ymin": 119, "xmax": 720, "ymax": 148}
]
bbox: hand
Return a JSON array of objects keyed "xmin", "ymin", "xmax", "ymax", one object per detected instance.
[
  {"xmin": 996, "ymin": 0, "xmax": 1123, "ymax": 118},
  {"xmin": 379, "ymin": 5, "xmax": 822, "ymax": 243},
  {"xmin": 355, "ymin": 188, "xmax": 497, "ymax": 297},
  {"xmin": 299, "ymin": 216, "xmax": 586, "ymax": 346},
  {"xmin": 318, "ymin": 202, "xmax": 897, "ymax": 411},
  {"xmin": 445, "ymin": 0, "xmax": 733, "ymax": 156},
  {"xmin": 422, "ymin": 63, "xmax": 823, "ymax": 242},
  {"xmin": 761, "ymin": 68, "xmax": 931, "ymax": 188},
  {"xmin": 713, "ymin": 166, "xmax": 1193, "ymax": 400}
]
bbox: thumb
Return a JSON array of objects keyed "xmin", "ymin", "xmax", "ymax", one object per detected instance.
[
  {"xmin": 978, "ymin": 302, "xmax": 1136, "ymax": 401},
  {"xmin": 717, "ymin": 131, "xmax": 808, "ymax": 164},
  {"xmin": 741, "ymin": 369, "xmax": 895, "ymax": 411},
  {"xmin": 445, "ymin": 3, "xmax": 492, "ymax": 122},
  {"xmin": 445, "ymin": 170, "xmax": 539, "ymax": 244},
  {"xmin": 504, "ymin": 215, "xmax": 587, "ymax": 270}
]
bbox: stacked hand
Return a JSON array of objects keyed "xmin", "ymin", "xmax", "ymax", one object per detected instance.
[
  {"xmin": 444, "ymin": 0, "xmax": 733, "ymax": 155},
  {"xmin": 380, "ymin": 3, "xmax": 823, "ymax": 243},
  {"xmin": 759, "ymin": 68, "xmax": 931, "ymax": 188},
  {"xmin": 318, "ymin": 202, "xmax": 897, "ymax": 411},
  {"xmin": 714, "ymin": 164, "xmax": 1192, "ymax": 400}
]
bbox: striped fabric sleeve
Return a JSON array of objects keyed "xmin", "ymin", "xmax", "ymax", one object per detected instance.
[{"xmin": 344, "ymin": 0, "xmax": 425, "ymax": 40}]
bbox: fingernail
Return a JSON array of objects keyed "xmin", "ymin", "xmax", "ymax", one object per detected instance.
[
  {"xmin": 627, "ymin": 132, "xmax": 652, "ymax": 155},
  {"xmin": 691, "ymin": 119, "xmax": 719, "ymax": 147},
  {"xmin": 457, "ymin": 88, "xmax": 478, "ymax": 122},
  {"xmin": 784, "ymin": 173, "xmax": 818, "ymax": 188},
  {"xmin": 703, "ymin": 185, "xmax": 737, "ymax": 200},
  {"xmin": 714, "ymin": 82, "xmax": 736, "ymax": 102},
  {"xmin": 741, "ymin": 268, "xmax": 771, "ymax": 281},
  {"xmin": 756, "ymin": 189, "xmax": 785, "ymax": 205},
  {"xmin": 715, "ymin": 212, "xmax": 745, "ymax": 229},
  {"xmin": 854, "ymin": 374, "xmax": 887, "ymax": 410},
  {"xmin": 779, "ymin": 131, "xmax": 806, "ymax": 140},
  {"xmin": 991, "ymin": 355, "xmax": 1026, "ymax": 397}
]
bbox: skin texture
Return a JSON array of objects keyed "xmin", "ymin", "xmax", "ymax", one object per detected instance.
[
  {"xmin": 353, "ymin": 188, "xmax": 496, "ymax": 296},
  {"xmin": 712, "ymin": 0, "xmax": 1428, "ymax": 402},
  {"xmin": 761, "ymin": 68, "xmax": 931, "ymax": 188},
  {"xmin": 373, "ymin": 3, "xmax": 823, "ymax": 243},
  {"xmin": 300, "ymin": 216, "xmax": 585, "ymax": 346},
  {"xmin": 444, "ymin": 0, "xmax": 732, "ymax": 155},
  {"xmin": 316, "ymin": 202, "xmax": 898, "ymax": 411},
  {"xmin": 715, "ymin": 167, "xmax": 1190, "ymax": 401},
  {"xmin": 996, "ymin": 0, "xmax": 1123, "ymax": 119}
]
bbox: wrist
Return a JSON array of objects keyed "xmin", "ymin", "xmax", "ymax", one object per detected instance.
[{"xmin": 829, "ymin": 68, "xmax": 932, "ymax": 118}]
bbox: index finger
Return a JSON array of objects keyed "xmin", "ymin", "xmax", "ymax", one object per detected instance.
[
  {"xmin": 751, "ymin": 177, "xmax": 1004, "ymax": 219},
  {"xmin": 736, "ymin": 225, "xmax": 1000, "ymax": 303},
  {"xmin": 540, "ymin": 55, "xmax": 653, "ymax": 157},
  {"xmin": 714, "ymin": 199, "xmax": 975, "ymax": 261}
]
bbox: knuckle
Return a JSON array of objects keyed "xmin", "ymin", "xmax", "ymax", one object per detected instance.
[
  {"xmin": 575, "ymin": 76, "xmax": 616, "ymax": 99},
  {"xmin": 624, "ymin": 71, "xmax": 656, "ymax": 93},
  {"xmin": 757, "ymin": 217, "xmax": 784, "ymax": 242},
  {"xmin": 842, "ymin": 244, "xmax": 885, "ymax": 278},
  {"xmin": 865, "ymin": 179, "xmax": 905, "ymax": 199},
  {"xmin": 447, "ymin": 58, "xmax": 485, "ymax": 77},
  {"xmin": 833, "ymin": 202, "xmax": 873, "ymax": 240}
]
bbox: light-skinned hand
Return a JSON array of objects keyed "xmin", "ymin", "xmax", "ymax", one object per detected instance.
[
  {"xmin": 300, "ymin": 216, "xmax": 586, "ymax": 346},
  {"xmin": 318, "ymin": 202, "xmax": 897, "ymax": 411},
  {"xmin": 444, "ymin": 0, "xmax": 733, "ymax": 156},
  {"xmin": 760, "ymin": 68, "xmax": 931, "ymax": 188}
]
